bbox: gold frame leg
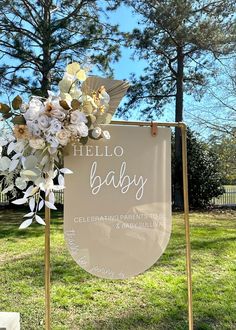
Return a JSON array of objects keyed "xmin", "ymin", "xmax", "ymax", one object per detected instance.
[
  {"xmin": 45, "ymin": 204, "xmax": 51, "ymax": 330},
  {"xmin": 180, "ymin": 123, "xmax": 193, "ymax": 330}
]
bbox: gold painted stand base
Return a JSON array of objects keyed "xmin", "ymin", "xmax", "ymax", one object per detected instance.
[{"xmin": 44, "ymin": 121, "xmax": 193, "ymax": 330}]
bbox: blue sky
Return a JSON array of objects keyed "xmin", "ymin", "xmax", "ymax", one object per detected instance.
[
  {"xmin": 105, "ymin": 4, "xmax": 235, "ymax": 137},
  {"xmin": 0, "ymin": 3, "xmax": 234, "ymax": 137},
  {"xmin": 106, "ymin": 5, "xmax": 146, "ymax": 80},
  {"xmin": 106, "ymin": 5, "xmax": 177, "ymax": 123}
]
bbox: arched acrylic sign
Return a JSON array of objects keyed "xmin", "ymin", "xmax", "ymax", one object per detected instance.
[{"xmin": 64, "ymin": 125, "xmax": 172, "ymax": 279}]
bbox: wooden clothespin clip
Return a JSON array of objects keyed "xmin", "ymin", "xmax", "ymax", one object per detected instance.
[{"xmin": 151, "ymin": 122, "xmax": 158, "ymax": 137}]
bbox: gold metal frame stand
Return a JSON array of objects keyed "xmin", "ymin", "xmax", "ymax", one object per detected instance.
[
  {"xmin": 45, "ymin": 202, "xmax": 51, "ymax": 329},
  {"xmin": 44, "ymin": 121, "xmax": 193, "ymax": 330}
]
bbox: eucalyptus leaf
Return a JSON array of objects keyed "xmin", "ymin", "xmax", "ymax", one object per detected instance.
[
  {"xmin": 86, "ymin": 115, "xmax": 92, "ymax": 128},
  {"xmin": 80, "ymin": 136, "xmax": 89, "ymax": 145},
  {"xmin": 0, "ymin": 156, "xmax": 11, "ymax": 171},
  {"xmin": 19, "ymin": 219, "xmax": 33, "ymax": 229},
  {"xmin": 29, "ymin": 197, "xmax": 35, "ymax": 212},
  {"xmin": 38, "ymin": 199, "xmax": 44, "ymax": 211},
  {"xmin": 9, "ymin": 159, "xmax": 19, "ymax": 172},
  {"xmin": 49, "ymin": 192, "xmax": 55, "ymax": 204},
  {"xmin": 12, "ymin": 95, "xmax": 23, "ymax": 110},
  {"xmin": 40, "ymin": 154, "xmax": 49, "ymax": 166},
  {"xmin": 0, "ymin": 103, "xmax": 10, "ymax": 114},
  {"xmin": 23, "ymin": 155, "xmax": 38, "ymax": 169},
  {"xmin": 12, "ymin": 198, "xmax": 27, "ymax": 205},
  {"xmin": 60, "ymin": 168, "xmax": 73, "ymax": 174},
  {"xmin": 7, "ymin": 141, "xmax": 16, "ymax": 155},
  {"xmin": 15, "ymin": 177, "xmax": 27, "ymax": 190},
  {"xmin": 12, "ymin": 115, "xmax": 26, "ymax": 125},
  {"xmin": 3, "ymin": 113, "xmax": 12, "ymax": 119},
  {"xmin": 71, "ymin": 99, "xmax": 80, "ymax": 110},
  {"xmin": 21, "ymin": 169, "xmax": 41, "ymax": 180},
  {"xmin": 58, "ymin": 174, "xmax": 64, "ymax": 186},
  {"xmin": 59, "ymin": 100, "xmax": 70, "ymax": 110},
  {"xmin": 24, "ymin": 185, "xmax": 34, "ymax": 197},
  {"xmin": 35, "ymin": 215, "xmax": 46, "ymax": 225},
  {"xmin": 45, "ymin": 201, "xmax": 57, "ymax": 210},
  {"xmin": 23, "ymin": 212, "xmax": 34, "ymax": 218}
]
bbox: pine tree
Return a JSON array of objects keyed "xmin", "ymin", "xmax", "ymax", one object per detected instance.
[
  {"xmin": 0, "ymin": 0, "xmax": 121, "ymax": 97},
  {"xmin": 110, "ymin": 0, "xmax": 235, "ymax": 207}
]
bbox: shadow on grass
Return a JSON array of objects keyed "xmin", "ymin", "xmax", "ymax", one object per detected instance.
[
  {"xmin": 80, "ymin": 310, "xmax": 188, "ymax": 330},
  {"xmin": 0, "ymin": 210, "xmax": 63, "ymax": 239},
  {"xmin": 1, "ymin": 250, "xmax": 92, "ymax": 288},
  {"xmin": 84, "ymin": 312, "xmax": 220, "ymax": 330}
]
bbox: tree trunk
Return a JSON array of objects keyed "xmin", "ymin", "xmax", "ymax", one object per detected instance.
[
  {"xmin": 40, "ymin": 1, "xmax": 52, "ymax": 97},
  {"xmin": 174, "ymin": 45, "xmax": 184, "ymax": 209}
]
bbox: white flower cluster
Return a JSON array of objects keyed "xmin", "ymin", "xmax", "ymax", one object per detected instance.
[
  {"xmin": 24, "ymin": 95, "xmax": 90, "ymax": 152},
  {"xmin": 0, "ymin": 62, "xmax": 114, "ymax": 229}
]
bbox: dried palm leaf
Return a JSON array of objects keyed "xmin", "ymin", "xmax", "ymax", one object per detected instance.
[{"xmin": 82, "ymin": 76, "xmax": 129, "ymax": 124}]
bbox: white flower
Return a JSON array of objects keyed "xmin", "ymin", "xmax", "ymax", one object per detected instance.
[
  {"xmin": 19, "ymin": 103, "xmax": 29, "ymax": 113},
  {"xmin": 67, "ymin": 124, "xmax": 78, "ymax": 135},
  {"xmin": 38, "ymin": 114, "xmax": 51, "ymax": 131},
  {"xmin": 24, "ymin": 98, "xmax": 44, "ymax": 121},
  {"xmin": 77, "ymin": 122, "xmax": 88, "ymax": 137},
  {"xmin": 79, "ymin": 95, "xmax": 98, "ymax": 109},
  {"xmin": 56, "ymin": 129, "xmax": 71, "ymax": 146},
  {"xmin": 59, "ymin": 73, "xmax": 75, "ymax": 93},
  {"xmin": 102, "ymin": 130, "xmax": 111, "ymax": 140},
  {"xmin": 60, "ymin": 93, "xmax": 72, "ymax": 103},
  {"xmin": 70, "ymin": 87, "xmax": 82, "ymax": 99},
  {"xmin": 49, "ymin": 118, "xmax": 62, "ymax": 134},
  {"xmin": 100, "ymin": 90, "xmax": 110, "ymax": 106},
  {"xmin": 66, "ymin": 62, "xmax": 81, "ymax": 75},
  {"xmin": 27, "ymin": 121, "xmax": 42, "ymax": 137},
  {"xmin": 51, "ymin": 109, "xmax": 65, "ymax": 121},
  {"xmin": 29, "ymin": 138, "xmax": 46, "ymax": 150},
  {"xmin": 0, "ymin": 145, "xmax": 2, "ymax": 158},
  {"xmin": 92, "ymin": 127, "xmax": 102, "ymax": 139},
  {"xmin": 70, "ymin": 110, "xmax": 87, "ymax": 125},
  {"xmin": 44, "ymin": 98, "xmax": 65, "ymax": 113},
  {"xmin": 76, "ymin": 69, "xmax": 86, "ymax": 81},
  {"xmin": 46, "ymin": 135, "xmax": 59, "ymax": 148},
  {"xmin": 40, "ymin": 177, "xmax": 54, "ymax": 192}
]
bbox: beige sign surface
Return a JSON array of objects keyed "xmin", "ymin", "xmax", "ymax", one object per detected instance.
[{"xmin": 64, "ymin": 125, "xmax": 172, "ymax": 279}]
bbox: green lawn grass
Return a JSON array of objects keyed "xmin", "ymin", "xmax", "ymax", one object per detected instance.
[{"xmin": 0, "ymin": 210, "xmax": 236, "ymax": 330}]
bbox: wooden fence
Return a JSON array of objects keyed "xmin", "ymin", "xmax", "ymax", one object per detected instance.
[
  {"xmin": 211, "ymin": 186, "xmax": 236, "ymax": 206},
  {"xmin": 1, "ymin": 187, "xmax": 236, "ymax": 207},
  {"xmin": 0, "ymin": 193, "xmax": 9, "ymax": 205},
  {"xmin": 0, "ymin": 190, "xmax": 64, "ymax": 206}
]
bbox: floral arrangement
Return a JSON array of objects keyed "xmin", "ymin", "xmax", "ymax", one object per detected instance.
[{"xmin": 0, "ymin": 62, "xmax": 128, "ymax": 228}]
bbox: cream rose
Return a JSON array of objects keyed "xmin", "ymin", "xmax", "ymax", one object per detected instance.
[
  {"xmin": 77, "ymin": 122, "xmax": 88, "ymax": 137},
  {"xmin": 29, "ymin": 138, "xmax": 45, "ymax": 150},
  {"xmin": 51, "ymin": 109, "xmax": 66, "ymax": 121},
  {"xmin": 23, "ymin": 98, "xmax": 44, "ymax": 121},
  {"xmin": 70, "ymin": 110, "xmax": 87, "ymax": 125},
  {"xmin": 38, "ymin": 114, "xmax": 51, "ymax": 131},
  {"xmin": 56, "ymin": 130, "xmax": 71, "ymax": 146},
  {"xmin": 49, "ymin": 118, "xmax": 62, "ymax": 134}
]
